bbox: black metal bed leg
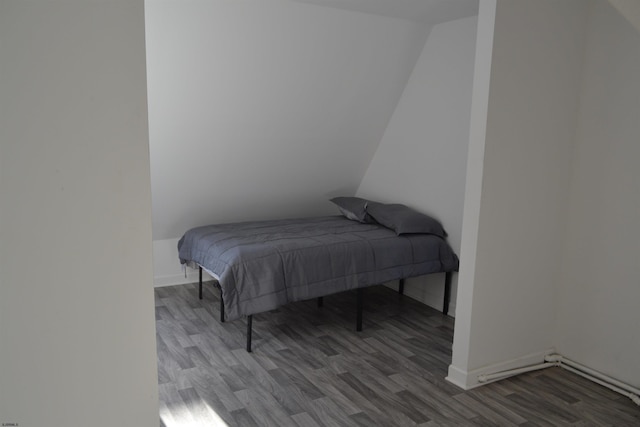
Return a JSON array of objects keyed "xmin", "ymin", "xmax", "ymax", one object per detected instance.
[
  {"xmin": 198, "ymin": 267, "xmax": 203, "ymax": 300},
  {"xmin": 219, "ymin": 285, "xmax": 225, "ymax": 323},
  {"xmin": 317, "ymin": 296, "xmax": 323, "ymax": 308},
  {"xmin": 356, "ymin": 288, "xmax": 363, "ymax": 332},
  {"xmin": 443, "ymin": 272, "xmax": 452, "ymax": 316},
  {"xmin": 246, "ymin": 315, "xmax": 253, "ymax": 352},
  {"xmin": 398, "ymin": 278, "xmax": 405, "ymax": 295}
]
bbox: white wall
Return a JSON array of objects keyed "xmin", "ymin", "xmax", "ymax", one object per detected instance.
[
  {"xmin": 0, "ymin": 1, "xmax": 159, "ymax": 426},
  {"xmin": 293, "ymin": 0, "xmax": 478, "ymax": 25},
  {"xmin": 607, "ymin": 0, "xmax": 640, "ymax": 32},
  {"xmin": 449, "ymin": 0, "xmax": 588, "ymax": 389},
  {"xmin": 145, "ymin": 0, "xmax": 432, "ymax": 242},
  {"xmin": 356, "ymin": 15, "xmax": 478, "ymax": 316},
  {"xmin": 448, "ymin": 0, "xmax": 496, "ymax": 377},
  {"xmin": 556, "ymin": 0, "xmax": 640, "ymax": 388},
  {"xmin": 153, "ymin": 237, "xmax": 214, "ymax": 287}
]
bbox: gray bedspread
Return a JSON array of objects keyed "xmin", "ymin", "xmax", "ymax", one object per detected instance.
[{"xmin": 178, "ymin": 216, "xmax": 458, "ymax": 321}]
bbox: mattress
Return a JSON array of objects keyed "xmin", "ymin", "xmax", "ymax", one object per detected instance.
[{"xmin": 178, "ymin": 216, "xmax": 458, "ymax": 321}]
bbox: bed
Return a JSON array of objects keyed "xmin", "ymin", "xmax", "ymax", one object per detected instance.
[{"xmin": 178, "ymin": 198, "xmax": 459, "ymax": 351}]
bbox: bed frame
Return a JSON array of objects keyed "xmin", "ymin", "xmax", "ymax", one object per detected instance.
[{"xmin": 198, "ymin": 267, "xmax": 453, "ymax": 352}]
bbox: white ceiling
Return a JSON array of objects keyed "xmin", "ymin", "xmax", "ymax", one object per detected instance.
[
  {"xmin": 291, "ymin": 0, "xmax": 478, "ymax": 25},
  {"xmin": 608, "ymin": 0, "xmax": 640, "ymax": 33}
]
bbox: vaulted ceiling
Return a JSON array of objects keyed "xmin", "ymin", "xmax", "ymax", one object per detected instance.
[
  {"xmin": 146, "ymin": 0, "xmax": 481, "ymax": 240},
  {"xmin": 607, "ymin": 0, "xmax": 640, "ymax": 32},
  {"xmin": 292, "ymin": 0, "xmax": 478, "ymax": 25}
]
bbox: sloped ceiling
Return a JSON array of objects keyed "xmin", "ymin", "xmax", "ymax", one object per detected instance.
[
  {"xmin": 146, "ymin": 0, "xmax": 478, "ymax": 240},
  {"xmin": 292, "ymin": 0, "xmax": 478, "ymax": 25},
  {"xmin": 607, "ymin": 0, "xmax": 640, "ymax": 33}
]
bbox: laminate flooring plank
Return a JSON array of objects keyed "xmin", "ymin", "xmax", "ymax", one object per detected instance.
[
  {"xmin": 162, "ymin": 294, "xmax": 199, "ymax": 322},
  {"xmin": 294, "ymin": 309, "xmax": 337, "ymax": 339},
  {"xmin": 174, "ymin": 314, "xmax": 207, "ymax": 335},
  {"xmin": 291, "ymin": 332, "xmax": 343, "ymax": 362},
  {"xmin": 229, "ymin": 408, "xmax": 261, "ymax": 427},
  {"xmin": 373, "ymin": 389, "xmax": 431, "ymax": 424},
  {"xmin": 156, "ymin": 332, "xmax": 194, "ymax": 372},
  {"xmin": 531, "ymin": 370, "xmax": 604, "ymax": 405},
  {"xmin": 157, "ymin": 406, "xmax": 175, "ymax": 427},
  {"xmin": 453, "ymin": 393, "xmax": 520, "ymax": 426},
  {"xmin": 572, "ymin": 400, "xmax": 640, "ymax": 426},
  {"xmin": 183, "ymin": 345, "xmax": 212, "ymax": 369},
  {"xmin": 217, "ymin": 367, "xmax": 249, "ymax": 393},
  {"xmin": 177, "ymin": 386, "xmax": 232, "ymax": 426},
  {"xmin": 255, "ymin": 329, "xmax": 290, "ymax": 352},
  {"xmin": 388, "ymin": 373, "xmax": 477, "ymax": 422},
  {"xmin": 336, "ymin": 371, "xmax": 381, "ymax": 402},
  {"xmin": 403, "ymin": 387, "xmax": 474, "ymax": 423},
  {"xmin": 363, "ymin": 334, "xmax": 415, "ymax": 359},
  {"xmin": 316, "ymin": 334, "xmax": 345, "ymax": 357},
  {"xmin": 156, "ymin": 284, "xmax": 640, "ymax": 427},
  {"xmin": 467, "ymin": 386, "xmax": 533, "ymax": 425},
  {"xmin": 566, "ymin": 403, "xmax": 621, "ymax": 427},
  {"xmin": 269, "ymin": 324, "xmax": 320, "ymax": 356},
  {"xmin": 547, "ymin": 367, "xmax": 636, "ymax": 409},
  {"xmin": 158, "ymin": 383, "xmax": 198, "ymax": 426},
  {"xmin": 349, "ymin": 411, "xmax": 382, "ymax": 427},
  {"xmin": 158, "ymin": 387, "xmax": 180, "ymax": 427},
  {"xmin": 291, "ymin": 411, "xmax": 323, "ymax": 427},
  {"xmin": 252, "ymin": 351, "xmax": 279, "ymax": 371},
  {"xmin": 182, "ymin": 366, "xmax": 245, "ymax": 413},
  {"xmin": 272, "ymin": 349, "xmax": 329, "ymax": 382},
  {"xmin": 526, "ymin": 373, "xmax": 581, "ymax": 405},
  {"xmin": 232, "ymin": 347, "xmax": 307, "ymax": 416},
  {"xmin": 406, "ymin": 335, "xmax": 452, "ymax": 358},
  {"xmin": 309, "ymin": 396, "xmax": 359, "ymax": 427},
  {"xmin": 316, "ymin": 323, "xmax": 378, "ymax": 354},
  {"xmin": 192, "ymin": 308, "xmax": 248, "ymax": 352},
  {"xmin": 507, "ymin": 375, "xmax": 592, "ymax": 424},
  {"xmin": 467, "ymin": 414, "xmax": 504, "ymax": 426},
  {"xmin": 275, "ymin": 382, "xmax": 327, "ymax": 426},
  {"xmin": 328, "ymin": 353, "xmax": 405, "ymax": 394},
  {"xmin": 156, "ymin": 318, "xmax": 195, "ymax": 349},
  {"xmin": 189, "ymin": 330, "xmax": 240, "ymax": 369},
  {"xmin": 375, "ymin": 322, "xmax": 431, "ymax": 357},
  {"xmin": 333, "ymin": 371, "xmax": 417, "ymax": 426},
  {"xmin": 388, "ymin": 314, "xmax": 441, "ymax": 339},
  {"xmin": 234, "ymin": 388, "xmax": 296, "ymax": 427},
  {"xmin": 296, "ymin": 367, "xmax": 373, "ymax": 417},
  {"xmin": 374, "ymin": 317, "xmax": 416, "ymax": 340},
  {"xmin": 269, "ymin": 367, "xmax": 325, "ymax": 401},
  {"xmin": 154, "ymin": 286, "xmax": 172, "ymax": 299},
  {"xmin": 377, "ymin": 351, "xmax": 448, "ymax": 388},
  {"xmin": 277, "ymin": 346, "xmax": 326, "ymax": 371},
  {"xmin": 409, "ymin": 353, "xmax": 450, "ymax": 378},
  {"xmin": 609, "ymin": 397, "xmax": 640, "ymax": 423},
  {"xmin": 503, "ymin": 392, "xmax": 578, "ymax": 426},
  {"xmin": 357, "ymin": 350, "xmax": 401, "ymax": 377},
  {"xmin": 155, "ymin": 305, "xmax": 173, "ymax": 322}
]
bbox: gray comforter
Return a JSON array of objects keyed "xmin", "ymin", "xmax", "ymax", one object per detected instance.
[{"xmin": 178, "ymin": 216, "xmax": 458, "ymax": 321}]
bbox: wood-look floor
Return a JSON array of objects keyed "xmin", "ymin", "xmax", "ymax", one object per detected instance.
[{"xmin": 156, "ymin": 283, "xmax": 640, "ymax": 426}]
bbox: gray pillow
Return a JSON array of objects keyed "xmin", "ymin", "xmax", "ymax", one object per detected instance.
[
  {"xmin": 330, "ymin": 197, "xmax": 374, "ymax": 223},
  {"xmin": 366, "ymin": 202, "xmax": 447, "ymax": 237}
]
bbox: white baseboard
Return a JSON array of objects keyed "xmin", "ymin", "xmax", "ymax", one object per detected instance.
[
  {"xmin": 152, "ymin": 238, "xmax": 212, "ymax": 288},
  {"xmin": 385, "ymin": 276, "xmax": 457, "ymax": 318},
  {"xmin": 403, "ymin": 284, "xmax": 457, "ymax": 318},
  {"xmin": 154, "ymin": 271, "xmax": 208, "ymax": 288},
  {"xmin": 446, "ymin": 365, "xmax": 475, "ymax": 390},
  {"xmin": 446, "ymin": 348, "xmax": 556, "ymax": 390}
]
